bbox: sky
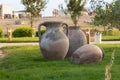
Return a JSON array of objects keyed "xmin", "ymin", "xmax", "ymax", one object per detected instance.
[{"xmin": 0, "ymin": 0, "xmax": 113, "ymax": 16}]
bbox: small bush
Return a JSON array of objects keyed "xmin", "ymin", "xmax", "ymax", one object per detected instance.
[
  {"xmin": 36, "ymin": 29, "xmax": 46, "ymax": 37},
  {"xmin": 102, "ymin": 29, "xmax": 120, "ymax": 36},
  {"xmin": 12, "ymin": 27, "xmax": 33, "ymax": 37},
  {"xmin": 0, "ymin": 28, "xmax": 3, "ymax": 37},
  {"xmin": 111, "ymin": 29, "xmax": 120, "ymax": 36}
]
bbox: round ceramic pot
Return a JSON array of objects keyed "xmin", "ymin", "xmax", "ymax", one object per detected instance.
[{"xmin": 66, "ymin": 26, "xmax": 87, "ymax": 57}]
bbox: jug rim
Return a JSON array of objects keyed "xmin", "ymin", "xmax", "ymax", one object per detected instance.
[
  {"xmin": 41, "ymin": 21, "xmax": 65, "ymax": 25},
  {"xmin": 68, "ymin": 26, "xmax": 81, "ymax": 29}
]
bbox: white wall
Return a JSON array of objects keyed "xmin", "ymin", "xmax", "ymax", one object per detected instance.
[{"xmin": 2, "ymin": 4, "xmax": 12, "ymax": 15}]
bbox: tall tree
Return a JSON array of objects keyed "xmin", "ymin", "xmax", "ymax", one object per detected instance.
[
  {"xmin": 90, "ymin": 0, "xmax": 120, "ymax": 30},
  {"xmin": 109, "ymin": 0, "xmax": 120, "ymax": 30},
  {"xmin": 21, "ymin": 0, "xmax": 47, "ymax": 28},
  {"xmin": 61, "ymin": 0, "xmax": 86, "ymax": 26}
]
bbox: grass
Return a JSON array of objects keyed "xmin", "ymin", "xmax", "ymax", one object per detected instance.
[
  {"xmin": 0, "ymin": 36, "xmax": 120, "ymax": 43},
  {"xmin": 0, "ymin": 37, "xmax": 39, "ymax": 43},
  {"xmin": 0, "ymin": 44, "xmax": 120, "ymax": 80},
  {"xmin": 102, "ymin": 36, "xmax": 120, "ymax": 41}
]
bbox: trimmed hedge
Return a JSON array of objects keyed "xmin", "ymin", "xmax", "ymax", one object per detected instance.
[
  {"xmin": 36, "ymin": 29, "xmax": 46, "ymax": 37},
  {"xmin": 12, "ymin": 27, "xmax": 33, "ymax": 37},
  {"xmin": 102, "ymin": 29, "xmax": 120, "ymax": 36},
  {"xmin": 0, "ymin": 28, "xmax": 3, "ymax": 37}
]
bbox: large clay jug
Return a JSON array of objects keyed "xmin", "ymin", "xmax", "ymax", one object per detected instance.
[
  {"xmin": 66, "ymin": 26, "xmax": 87, "ymax": 57},
  {"xmin": 38, "ymin": 21, "xmax": 69, "ymax": 60}
]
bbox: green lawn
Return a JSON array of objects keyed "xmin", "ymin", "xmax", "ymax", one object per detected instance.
[
  {"xmin": 0, "ymin": 36, "xmax": 120, "ymax": 43},
  {"xmin": 102, "ymin": 36, "xmax": 120, "ymax": 41},
  {"xmin": 0, "ymin": 37, "xmax": 39, "ymax": 43},
  {"xmin": 0, "ymin": 44, "xmax": 120, "ymax": 80}
]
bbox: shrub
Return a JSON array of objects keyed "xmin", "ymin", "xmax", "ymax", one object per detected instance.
[
  {"xmin": 111, "ymin": 29, "xmax": 120, "ymax": 36},
  {"xmin": 36, "ymin": 29, "xmax": 46, "ymax": 37},
  {"xmin": 102, "ymin": 30, "xmax": 107, "ymax": 36},
  {"xmin": 0, "ymin": 28, "xmax": 3, "ymax": 37},
  {"xmin": 102, "ymin": 29, "xmax": 120, "ymax": 36},
  {"xmin": 12, "ymin": 27, "xmax": 33, "ymax": 37}
]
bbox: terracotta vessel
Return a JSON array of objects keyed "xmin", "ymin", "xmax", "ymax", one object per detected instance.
[
  {"xmin": 66, "ymin": 26, "xmax": 87, "ymax": 57},
  {"xmin": 38, "ymin": 21, "xmax": 69, "ymax": 60},
  {"xmin": 71, "ymin": 44, "xmax": 104, "ymax": 64}
]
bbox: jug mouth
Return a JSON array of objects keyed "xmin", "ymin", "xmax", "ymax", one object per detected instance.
[
  {"xmin": 41, "ymin": 21, "xmax": 65, "ymax": 26},
  {"xmin": 39, "ymin": 21, "xmax": 67, "ymax": 28},
  {"xmin": 69, "ymin": 26, "xmax": 81, "ymax": 29}
]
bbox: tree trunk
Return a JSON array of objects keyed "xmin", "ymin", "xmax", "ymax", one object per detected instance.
[
  {"xmin": 30, "ymin": 15, "xmax": 35, "ymax": 37},
  {"xmin": 30, "ymin": 15, "xmax": 33, "ymax": 28}
]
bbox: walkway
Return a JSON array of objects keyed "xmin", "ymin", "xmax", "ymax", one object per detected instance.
[
  {"xmin": 0, "ymin": 42, "xmax": 39, "ymax": 48},
  {"xmin": 0, "ymin": 41, "xmax": 120, "ymax": 59},
  {"xmin": 0, "ymin": 41, "xmax": 120, "ymax": 48},
  {"xmin": 101, "ymin": 41, "xmax": 120, "ymax": 44},
  {"xmin": 90, "ymin": 41, "xmax": 120, "ymax": 44}
]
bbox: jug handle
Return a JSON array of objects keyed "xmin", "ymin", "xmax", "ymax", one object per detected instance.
[
  {"xmin": 62, "ymin": 23, "xmax": 69, "ymax": 37},
  {"xmin": 38, "ymin": 23, "xmax": 45, "ymax": 41}
]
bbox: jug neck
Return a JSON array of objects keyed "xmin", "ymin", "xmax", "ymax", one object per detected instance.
[
  {"xmin": 42, "ymin": 21, "xmax": 63, "ymax": 29},
  {"xmin": 69, "ymin": 26, "xmax": 81, "ymax": 30}
]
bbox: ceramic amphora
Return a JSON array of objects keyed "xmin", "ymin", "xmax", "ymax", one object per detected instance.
[{"xmin": 38, "ymin": 21, "xmax": 69, "ymax": 60}]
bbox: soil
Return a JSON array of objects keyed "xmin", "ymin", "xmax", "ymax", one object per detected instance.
[{"xmin": 0, "ymin": 48, "xmax": 5, "ymax": 59}]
